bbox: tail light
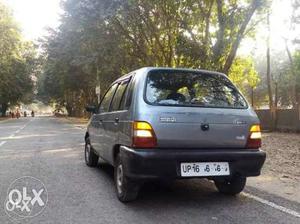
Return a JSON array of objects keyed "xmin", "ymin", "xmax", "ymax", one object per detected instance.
[
  {"xmin": 132, "ymin": 121, "xmax": 157, "ymax": 148},
  {"xmin": 246, "ymin": 124, "xmax": 262, "ymax": 149}
]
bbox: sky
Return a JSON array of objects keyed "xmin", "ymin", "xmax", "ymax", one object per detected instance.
[
  {"xmin": 238, "ymin": 0, "xmax": 294, "ymax": 57},
  {"xmin": 4, "ymin": 0, "xmax": 295, "ymax": 56},
  {"xmin": 5, "ymin": 0, "xmax": 62, "ymax": 40}
]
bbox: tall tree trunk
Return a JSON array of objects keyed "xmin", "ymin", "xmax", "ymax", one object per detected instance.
[
  {"xmin": 222, "ymin": 0, "xmax": 260, "ymax": 74},
  {"xmin": 284, "ymin": 39, "xmax": 298, "ymax": 108},
  {"xmin": 96, "ymin": 60, "xmax": 101, "ymax": 104},
  {"xmin": 266, "ymin": 12, "xmax": 274, "ymax": 130},
  {"xmin": 213, "ymin": 0, "xmax": 226, "ymax": 66},
  {"xmin": 274, "ymin": 81, "xmax": 279, "ymax": 128},
  {"xmin": 251, "ymin": 87, "xmax": 254, "ymax": 107},
  {"xmin": 1, "ymin": 103, "xmax": 8, "ymax": 117}
]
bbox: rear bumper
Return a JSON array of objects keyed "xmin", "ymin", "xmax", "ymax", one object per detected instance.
[{"xmin": 120, "ymin": 146, "xmax": 266, "ymax": 180}]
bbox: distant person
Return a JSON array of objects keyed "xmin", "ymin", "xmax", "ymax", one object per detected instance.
[
  {"xmin": 16, "ymin": 110, "xmax": 20, "ymax": 119},
  {"xmin": 24, "ymin": 111, "xmax": 27, "ymax": 117},
  {"xmin": 11, "ymin": 112, "xmax": 15, "ymax": 118},
  {"xmin": 31, "ymin": 110, "xmax": 35, "ymax": 117}
]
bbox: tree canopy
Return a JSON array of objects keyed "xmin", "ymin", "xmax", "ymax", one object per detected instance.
[
  {"xmin": 39, "ymin": 0, "xmax": 266, "ymax": 116},
  {"xmin": 0, "ymin": 1, "xmax": 36, "ymax": 116}
]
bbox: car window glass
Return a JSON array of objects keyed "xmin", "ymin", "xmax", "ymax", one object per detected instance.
[
  {"xmin": 145, "ymin": 70, "xmax": 247, "ymax": 109},
  {"xmin": 99, "ymin": 84, "xmax": 117, "ymax": 113},
  {"xmin": 118, "ymin": 78, "xmax": 132, "ymax": 110},
  {"xmin": 123, "ymin": 78, "xmax": 134, "ymax": 110},
  {"xmin": 111, "ymin": 80, "xmax": 129, "ymax": 111}
]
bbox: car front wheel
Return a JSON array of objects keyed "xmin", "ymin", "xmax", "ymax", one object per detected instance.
[
  {"xmin": 85, "ymin": 138, "xmax": 99, "ymax": 167},
  {"xmin": 214, "ymin": 176, "xmax": 246, "ymax": 195},
  {"xmin": 114, "ymin": 153, "xmax": 140, "ymax": 202}
]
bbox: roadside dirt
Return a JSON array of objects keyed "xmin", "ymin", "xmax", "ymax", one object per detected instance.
[
  {"xmin": 261, "ymin": 132, "xmax": 300, "ymax": 179},
  {"xmin": 248, "ymin": 132, "xmax": 300, "ymax": 203}
]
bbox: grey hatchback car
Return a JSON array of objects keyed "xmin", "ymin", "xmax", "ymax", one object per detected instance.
[{"xmin": 85, "ymin": 67, "xmax": 266, "ymax": 202}]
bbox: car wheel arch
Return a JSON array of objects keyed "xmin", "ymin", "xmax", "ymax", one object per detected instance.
[{"xmin": 112, "ymin": 144, "xmax": 121, "ymax": 166}]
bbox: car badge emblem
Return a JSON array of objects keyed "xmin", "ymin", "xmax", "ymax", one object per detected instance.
[
  {"xmin": 201, "ymin": 124, "xmax": 209, "ymax": 131},
  {"xmin": 160, "ymin": 117, "xmax": 176, "ymax": 123}
]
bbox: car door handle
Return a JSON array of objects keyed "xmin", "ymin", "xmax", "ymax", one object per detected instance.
[
  {"xmin": 99, "ymin": 119, "xmax": 103, "ymax": 123},
  {"xmin": 114, "ymin": 118, "xmax": 119, "ymax": 123}
]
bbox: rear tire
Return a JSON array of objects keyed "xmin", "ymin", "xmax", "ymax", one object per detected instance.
[
  {"xmin": 214, "ymin": 176, "xmax": 246, "ymax": 195},
  {"xmin": 85, "ymin": 138, "xmax": 99, "ymax": 167},
  {"xmin": 114, "ymin": 153, "xmax": 140, "ymax": 202}
]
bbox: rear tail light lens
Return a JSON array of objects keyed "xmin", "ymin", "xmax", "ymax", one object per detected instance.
[
  {"xmin": 250, "ymin": 132, "xmax": 262, "ymax": 139},
  {"xmin": 246, "ymin": 124, "xmax": 262, "ymax": 149},
  {"xmin": 132, "ymin": 121, "xmax": 157, "ymax": 148},
  {"xmin": 250, "ymin": 125, "xmax": 261, "ymax": 132}
]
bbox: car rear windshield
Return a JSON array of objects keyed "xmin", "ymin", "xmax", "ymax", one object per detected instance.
[{"xmin": 145, "ymin": 70, "xmax": 248, "ymax": 109}]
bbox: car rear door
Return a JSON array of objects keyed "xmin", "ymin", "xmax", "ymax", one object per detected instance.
[
  {"xmin": 91, "ymin": 83, "xmax": 118, "ymax": 156},
  {"xmin": 103, "ymin": 78, "xmax": 131, "ymax": 162}
]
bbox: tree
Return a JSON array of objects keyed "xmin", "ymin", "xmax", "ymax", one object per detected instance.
[
  {"xmin": 229, "ymin": 57, "xmax": 260, "ymax": 106},
  {"xmin": 111, "ymin": 0, "xmax": 266, "ymax": 72},
  {"xmin": 291, "ymin": 51, "xmax": 300, "ymax": 104},
  {"xmin": 279, "ymin": 0, "xmax": 300, "ymax": 108},
  {"xmin": 0, "ymin": 1, "xmax": 36, "ymax": 116},
  {"xmin": 40, "ymin": 0, "xmax": 267, "ymax": 116}
]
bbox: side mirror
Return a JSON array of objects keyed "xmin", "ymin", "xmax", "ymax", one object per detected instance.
[{"xmin": 85, "ymin": 105, "xmax": 96, "ymax": 113}]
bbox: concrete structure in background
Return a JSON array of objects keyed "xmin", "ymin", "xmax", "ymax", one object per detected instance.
[{"xmin": 256, "ymin": 109, "xmax": 300, "ymax": 132}]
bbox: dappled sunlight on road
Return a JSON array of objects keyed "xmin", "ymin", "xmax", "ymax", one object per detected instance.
[
  {"xmin": 0, "ymin": 125, "xmax": 25, "ymax": 129},
  {"xmin": 43, "ymin": 147, "xmax": 78, "ymax": 154},
  {"xmin": 0, "ymin": 134, "xmax": 59, "ymax": 141},
  {"xmin": 0, "ymin": 153, "xmax": 33, "ymax": 160}
]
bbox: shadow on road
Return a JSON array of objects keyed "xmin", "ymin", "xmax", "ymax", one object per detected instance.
[{"xmin": 94, "ymin": 160, "xmax": 239, "ymax": 203}]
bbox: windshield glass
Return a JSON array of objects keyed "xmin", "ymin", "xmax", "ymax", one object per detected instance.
[{"xmin": 145, "ymin": 70, "xmax": 248, "ymax": 109}]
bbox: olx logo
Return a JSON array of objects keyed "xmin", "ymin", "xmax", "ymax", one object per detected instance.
[{"xmin": 4, "ymin": 176, "xmax": 48, "ymax": 221}]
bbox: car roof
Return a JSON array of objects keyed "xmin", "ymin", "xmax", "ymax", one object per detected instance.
[{"xmin": 114, "ymin": 67, "xmax": 227, "ymax": 84}]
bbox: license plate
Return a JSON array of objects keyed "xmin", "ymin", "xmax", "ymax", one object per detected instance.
[{"xmin": 180, "ymin": 162, "xmax": 230, "ymax": 177}]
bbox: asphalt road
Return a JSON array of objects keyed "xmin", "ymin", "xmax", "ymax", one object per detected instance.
[{"xmin": 0, "ymin": 117, "xmax": 299, "ymax": 224}]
